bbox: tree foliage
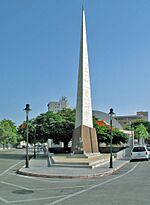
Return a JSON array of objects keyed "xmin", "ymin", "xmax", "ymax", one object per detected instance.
[
  {"xmin": 134, "ymin": 124, "xmax": 148, "ymax": 140},
  {"xmin": 35, "ymin": 109, "xmax": 75, "ymax": 149},
  {"xmin": 18, "ymin": 119, "xmax": 36, "ymax": 144},
  {"xmin": 124, "ymin": 119, "xmax": 149, "ymax": 131},
  {"xmin": 18, "ymin": 110, "xmax": 129, "ymax": 149},
  {"xmin": 124, "ymin": 119, "xmax": 150, "ymax": 142},
  {"xmin": 18, "ymin": 109, "xmax": 75, "ymax": 149},
  {"xmin": 93, "ymin": 117, "xmax": 128, "ymax": 145},
  {"xmin": 0, "ymin": 119, "xmax": 17, "ymax": 147}
]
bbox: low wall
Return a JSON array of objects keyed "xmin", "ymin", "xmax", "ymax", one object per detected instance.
[
  {"xmin": 48, "ymin": 147, "xmax": 71, "ymax": 154},
  {"xmin": 48, "ymin": 146, "xmax": 130, "ymax": 159},
  {"xmin": 99, "ymin": 146, "xmax": 126, "ymax": 153},
  {"xmin": 114, "ymin": 147, "xmax": 130, "ymax": 159}
]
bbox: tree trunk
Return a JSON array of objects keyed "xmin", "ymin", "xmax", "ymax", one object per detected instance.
[
  {"xmin": 64, "ymin": 141, "xmax": 68, "ymax": 152},
  {"xmin": 139, "ymin": 138, "xmax": 143, "ymax": 145}
]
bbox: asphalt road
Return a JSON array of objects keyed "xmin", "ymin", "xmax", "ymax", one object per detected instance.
[{"xmin": 0, "ymin": 149, "xmax": 150, "ymax": 205}]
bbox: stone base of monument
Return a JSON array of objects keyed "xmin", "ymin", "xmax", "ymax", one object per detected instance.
[
  {"xmin": 49, "ymin": 153, "xmax": 110, "ymax": 169},
  {"xmin": 68, "ymin": 152, "xmax": 101, "ymax": 158},
  {"xmin": 71, "ymin": 125, "xmax": 99, "ymax": 154}
]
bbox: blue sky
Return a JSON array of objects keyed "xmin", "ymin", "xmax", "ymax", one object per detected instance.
[{"xmin": 0, "ymin": 0, "xmax": 150, "ymax": 125}]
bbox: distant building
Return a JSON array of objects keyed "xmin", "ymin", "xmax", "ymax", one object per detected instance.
[
  {"xmin": 92, "ymin": 110, "xmax": 123, "ymax": 130},
  {"xmin": 47, "ymin": 96, "xmax": 69, "ymax": 112},
  {"xmin": 115, "ymin": 111, "xmax": 148, "ymax": 128}
]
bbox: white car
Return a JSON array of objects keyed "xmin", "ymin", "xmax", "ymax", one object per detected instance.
[
  {"xmin": 16, "ymin": 144, "xmax": 23, "ymax": 149},
  {"xmin": 146, "ymin": 145, "xmax": 150, "ymax": 158},
  {"xmin": 130, "ymin": 145, "xmax": 149, "ymax": 161}
]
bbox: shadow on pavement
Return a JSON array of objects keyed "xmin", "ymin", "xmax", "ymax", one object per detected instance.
[{"xmin": 0, "ymin": 153, "xmax": 26, "ymax": 160}]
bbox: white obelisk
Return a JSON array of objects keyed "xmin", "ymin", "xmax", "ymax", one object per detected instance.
[
  {"xmin": 75, "ymin": 4, "xmax": 93, "ymax": 129},
  {"xmin": 72, "ymin": 2, "xmax": 99, "ymax": 154}
]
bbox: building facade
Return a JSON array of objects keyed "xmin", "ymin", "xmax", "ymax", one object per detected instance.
[
  {"xmin": 115, "ymin": 111, "xmax": 148, "ymax": 128},
  {"xmin": 92, "ymin": 110, "xmax": 123, "ymax": 130},
  {"xmin": 47, "ymin": 96, "xmax": 69, "ymax": 112}
]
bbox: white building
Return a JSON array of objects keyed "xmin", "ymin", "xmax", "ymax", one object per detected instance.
[{"xmin": 47, "ymin": 96, "xmax": 69, "ymax": 112}]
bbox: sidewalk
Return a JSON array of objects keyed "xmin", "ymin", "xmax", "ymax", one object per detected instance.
[{"xmin": 18, "ymin": 155, "xmax": 129, "ymax": 179}]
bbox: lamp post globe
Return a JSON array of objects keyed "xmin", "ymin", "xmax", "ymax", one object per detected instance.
[
  {"xmin": 109, "ymin": 108, "xmax": 115, "ymax": 168},
  {"xmin": 24, "ymin": 104, "xmax": 31, "ymax": 168}
]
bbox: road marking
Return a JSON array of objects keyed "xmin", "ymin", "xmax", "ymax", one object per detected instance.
[
  {"xmin": 0, "ymin": 180, "xmax": 90, "ymax": 191},
  {"xmin": 0, "ymin": 181, "xmax": 29, "ymax": 190},
  {"xmin": 34, "ymin": 185, "xmax": 91, "ymax": 191},
  {"xmin": 6, "ymin": 195, "xmax": 68, "ymax": 204},
  {"xmin": 45, "ymin": 162, "xmax": 140, "ymax": 205},
  {"xmin": 0, "ymin": 160, "xmax": 23, "ymax": 177}
]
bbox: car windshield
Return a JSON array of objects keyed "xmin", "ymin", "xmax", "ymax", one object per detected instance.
[
  {"xmin": 147, "ymin": 146, "xmax": 150, "ymax": 151},
  {"xmin": 132, "ymin": 147, "xmax": 146, "ymax": 152}
]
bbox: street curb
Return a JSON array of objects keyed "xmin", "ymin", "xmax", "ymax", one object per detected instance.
[
  {"xmin": 17, "ymin": 161, "xmax": 129, "ymax": 179},
  {"xmin": 0, "ymin": 148, "xmax": 16, "ymax": 151}
]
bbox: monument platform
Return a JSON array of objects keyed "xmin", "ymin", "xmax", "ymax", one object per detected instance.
[
  {"xmin": 50, "ymin": 153, "xmax": 110, "ymax": 168},
  {"xmin": 18, "ymin": 155, "xmax": 129, "ymax": 179}
]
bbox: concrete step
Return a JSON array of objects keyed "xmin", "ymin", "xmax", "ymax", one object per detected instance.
[{"xmin": 49, "ymin": 154, "xmax": 110, "ymax": 168}]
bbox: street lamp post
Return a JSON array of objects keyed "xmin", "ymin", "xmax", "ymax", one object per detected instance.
[
  {"xmin": 33, "ymin": 128, "xmax": 37, "ymax": 159},
  {"xmin": 24, "ymin": 104, "xmax": 31, "ymax": 168},
  {"xmin": 130, "ymin": 122, "xmax": 134, "ymax": 149},
  {"xmin": 109, "ymin": 108, "xmax": 115, "ymax": 168}
]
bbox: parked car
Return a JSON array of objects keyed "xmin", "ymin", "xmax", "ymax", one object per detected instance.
[
  {"xmin": 16, "ymin": 144, "xmax": 23, "ymax": 149},
  {"xmin": 146, "ymin": 145, "xmax": 150, "ymax": 158},
  {"xmin": 130, "ymin": 145, "xmax": 149, "ymax": 161}
]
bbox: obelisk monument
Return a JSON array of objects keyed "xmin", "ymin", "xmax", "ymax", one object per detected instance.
[{"xmin": 71, "ymin": 3, "xmax": 99, "ymax": 155}]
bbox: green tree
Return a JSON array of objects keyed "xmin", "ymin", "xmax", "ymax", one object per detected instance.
[
  {"xmin": 124, "ymin": 119, "xmax": 149, "ymax": 132},
  {"xmin": 124, "ymin": 119, "xmax": 150, "ymax": 143},
  {"xmin": 34, "ymin": 111, "xmax": 64, "ymax": 143},
  {"xmin": 0, "ymin": 127, "xmax": 5, "ymax": 149},
  {"xmin": 93, "ymin": 118, "xmax": 110, "ymax": 145},
  {"xmin": 0, "ymin": 119, "xmax": 17, "ymax": 148},
  {"xmin": 18, "ymin": 109, "xmax": 75, "ymax": 150},
  {"xmin": 134, "ymin": 124, "xmax": 149, "ymax": 145},
  {"xmin": 35, "ymin": 109, "xmax": 75, "ymax": 150},
  {"xmin": 58, "ymin": 109, "xmax": 75, "ymax": 150},
  {"xmin": 18, "ymin": 119, "xmax": 36, "ymax": 144},
  {"xmin": 111, "ymin": 128, "xmax": 128, "ymax": 145},
  {"xmin": 93, "ymin": 117, "xmax": 128, "ymax": 145}
]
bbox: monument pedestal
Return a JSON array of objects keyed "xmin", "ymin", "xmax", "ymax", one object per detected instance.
[
  {"xmin": 50, "ymin": 153, "xmax": 109, "ymax": 169},
  {"xmin": 71, "ymin": 125, "xmax": 99, "ymax": 154}
]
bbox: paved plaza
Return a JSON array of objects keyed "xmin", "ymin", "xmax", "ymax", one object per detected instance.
[{"xmin": 18, "ymin": 154, "xmax": 129, "ymax": 179}]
